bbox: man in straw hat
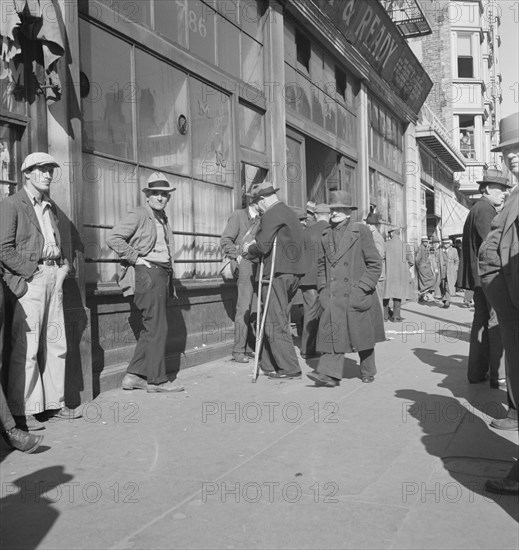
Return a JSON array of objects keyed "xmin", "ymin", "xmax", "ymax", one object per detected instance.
[
  {"xmin": 307, "ymin": 191, "xmax": 384, "ymax": 386},
  {"xmin": 460, "ymin": 169, "xmax": 511, "ymax": 389},
  {"xmin": 107, "ymin": 172, "xmax": 184, "ymax": 393},
  {"xmin": 242, "ymin": 182, "xmax": 308, "ymax": 380},
  {"xmin": 478, "ymin": 112, "xmax": 519, "ymax": 494},
  {"xmin": 0, "ymin": 152, "xmax": 81, "ymax": 431},
  {"xmin": 299, "ymin": 203, "xmax": 330, "ymax": 359}
]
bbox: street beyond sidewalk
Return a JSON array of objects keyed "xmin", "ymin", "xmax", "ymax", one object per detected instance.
[{"xmin": 1, "ymin": 295, "xmax": 517, "ymax": 549}]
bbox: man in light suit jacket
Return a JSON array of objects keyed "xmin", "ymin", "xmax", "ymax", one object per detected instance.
[
  {"xmin": 107, "ymin": 172, "xmax": 184, "ymax": 394},
  {"xmin": 0, "ymin": 152, "xmax": 80, "ymax": 431}
]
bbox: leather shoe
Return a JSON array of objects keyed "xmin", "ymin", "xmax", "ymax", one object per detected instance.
[
  {"xmin": 54, "ymin": 406, "xmax": 83, "ymax": 420},
  {"xmin": 306, "ymin": 372, "xmax": 339, "ymax": 387},
  {"xmin": 268, "ymin": 371, "xmax": 302, "ymax": 380},
  {"xmin": 468, "ymin": 374, "xmax": 489, "ymax": 384},
  {"xmin": 13, "ymin": 415, "xmax": 45, "ymax": 431},
  {"xmin": 146, "ymin": 380, "xmax": 185, "ymax": 393},
  {"xmin": 489, "ymin": 378, "xmax": 507, "ymax": 389},
  {"xmin": 122, "ymin": 373, "xmax": 147, "ymax": 390},
  {"xmin": 490, "ymin": 417, "xmax": 518, "ymax": 431},
  {"xmin": 245, "ymin": 351, "xmax": 255, "ymax": 358},
  {"xmin": 232, "ymin": 353, "xmax": 250, "ymax": 363},
  {"xmin": 2, "ymin": 428, "xmax": 44, "ymax": 453},
  {"xmin": 362, "ymin": 376, "xmax": 375, "ymax": 383},
  {"xmin": 485, "ymin": 478, "xmax": 519, "ymax": 495}
]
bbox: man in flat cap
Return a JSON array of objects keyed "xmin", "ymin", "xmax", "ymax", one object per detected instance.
[
  {"xmin": 107, "ymin": 172, "xmax": 184, "ymax": 393},
  {"xmin": 299, "ymin": 203, "xmax": 330, "ymax": 359},
  {"xmin": 307, "ymin": 191, "xmax": 384, "ymax": 386},
  {"xmin": 0, "ymin": 152, "xmax": 79, "ymax": 431},
  {"xmin": 242, "ymin": 182, "xmax": 308, "ymax": 380},
  {"xmin": 478, "ymin": 112, "xmax": 519, "ymax": 494},
  {"xmin": 438, "ymin": 237, "xmax": 459, "ymax": 309},
  {"xmin": 460, "ymin": 169, "xmax": 511, "ymax": 389}
]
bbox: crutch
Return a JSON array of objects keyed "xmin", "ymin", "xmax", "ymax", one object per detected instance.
[{"xmin": 251, "ymin": 237, "xmax": 277, "ymax": 382}]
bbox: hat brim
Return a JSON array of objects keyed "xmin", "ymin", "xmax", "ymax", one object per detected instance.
[
  {"xmin": 328, "ymin": 203, "xmax": 358, "ymax": 210},
  {"xmin": 491, "ymin": 137, "xmax": 519, "ymax": 152},
  {"xmin": 142, "ymin": 186, "xmax": 176, "ymax": 193},
  {"xmin": 476, "ymin": 179, "xmax": 513, "ymax": 188}
]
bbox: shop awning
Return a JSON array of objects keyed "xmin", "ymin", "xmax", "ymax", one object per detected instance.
[
  {"xmin": 0, "ymin": 0, "xmax": 65, "ymax": 102},
  {"xmin": 440, "ymin": 193, "xmax": 470, "ymax": 237}
]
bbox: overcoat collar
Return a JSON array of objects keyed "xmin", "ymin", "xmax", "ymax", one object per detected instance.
[{"xmin": 322, "ymin": 220, "xmax": 359, "ymax": 265}]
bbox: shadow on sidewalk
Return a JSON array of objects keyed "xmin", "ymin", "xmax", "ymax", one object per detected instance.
[
  {"xmin": 413, "ymin": 347, "xmax": 508, "ymax": 419},
  {"xmin": 0, "ymin": 466, "xmax": 74, "ymax": 549},
  {"xmin": 396, "ymin": 389, "xmax": 518, "ymax": 522}
]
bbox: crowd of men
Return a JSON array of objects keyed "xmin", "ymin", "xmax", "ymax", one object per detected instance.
[{"xmin": 0, "ymin": 113, "xmax": 517, "ymax": 497}]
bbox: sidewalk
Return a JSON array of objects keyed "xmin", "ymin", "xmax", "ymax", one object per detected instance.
[{"xmin": 1, "ymin": 295, "xmax": 517, "ymax": 550}]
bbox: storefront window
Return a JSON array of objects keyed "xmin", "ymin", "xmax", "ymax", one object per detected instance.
[
  {"xmin": 135, "ymin": 50, "xmax": 190, "ymax": 174},
  {"xmin": 368, "ymin": 96, "xmax": 404, "ymax": 175},
  {"xmin": 218, "ymin": 17, "xmax": 241, "ymax": 78},
  {"xmin": 80, "ymin": 21, "xmax": 134, "ymax": 160},
  {"xmin": 370, "ymin": 172, "xmax": 404, "ymax": 230},
  {"xmin": 0, "ymin": 123, "xmax": 21, "ymax": 198},
  {"xmin": 188, "ymin": 1, "xmax": 216, "ymax": 64},
  {"xmin": 239, "ymin": 103, "xmax": 265, "ymax": 152},
  {"xmin": 154, "ymin": 0, "xmax": 188, "ymax": 47},
  {"xmin": 190, "ymin": 79, "xmax": 232, "ymax": 184}
]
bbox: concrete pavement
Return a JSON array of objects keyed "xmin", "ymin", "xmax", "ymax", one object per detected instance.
[{"xmin": 1, "ymin": 294, "xmax": 517, "ymax": 549}]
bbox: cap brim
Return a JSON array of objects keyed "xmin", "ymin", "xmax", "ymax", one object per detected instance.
[{"xmin": 329, "ymin": 204, "xmax": 358, "ymax": 210}]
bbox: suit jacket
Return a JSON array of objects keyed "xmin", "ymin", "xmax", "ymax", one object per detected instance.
[
  {"xmin": 479, "ymin": 185, "xmax": 519, "ymax": 309},
  {"xmin": 247, "ymin": 201, "xmax": 308, "ymax": 275},
  {"xmin": 300, "ymin": 219, "xmax": 328, "ymax": 286},
  {"xmin": 106, "ymin": 205, "xmax": 175, "ymax": 296},
  {"xmin": 316, "ymin": 221, "xmax": 384, "ymax": 354},
  {"xmin": 0, "ymin": 188, "xmax": 65, "ymax": 297},
  {"xmin": 460, "ymin": 196, "xmax": 497, "ymax": 290}
]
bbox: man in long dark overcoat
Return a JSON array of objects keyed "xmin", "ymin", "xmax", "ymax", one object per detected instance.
[{"xmin": 307, "ymin": 191, "xmax": 385, "ymax": 387}]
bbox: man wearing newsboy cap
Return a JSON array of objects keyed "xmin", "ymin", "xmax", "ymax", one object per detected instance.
[
  {"xmin": 459, "ymin": 168, "xmax": 511, "ymax": 391},
  {"xmin": 478, "ymin": 112, "xmax": 519, "ymax": 494},
  {"xmin": 107, "ymin": 172, "xmax": 184, "ymax": 393},
  {"xmin": 242, "ymin": 182, "xmax": 308, "ymax": 380},
  {"xmin": 0, "ymin": 152, "xmax": 81, "ymax": 431}
]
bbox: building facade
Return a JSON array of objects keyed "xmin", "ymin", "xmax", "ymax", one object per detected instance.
[{"xmin": 0, "ymin": 0, "xmax": 432, "ymax": 403}]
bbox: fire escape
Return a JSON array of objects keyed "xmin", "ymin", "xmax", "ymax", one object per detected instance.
[{"xmin": 379, "ymin": 0, "xmax": 432, "ymax": 38}]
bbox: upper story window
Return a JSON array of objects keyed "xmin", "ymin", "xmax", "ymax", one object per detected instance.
[
  {"xmin": 457, "ymin": 34, "xmax": 474, "ymax": 78},
  {"xmin": 296, "ymin": 30, "xmax": 311, "ymax": 72}
]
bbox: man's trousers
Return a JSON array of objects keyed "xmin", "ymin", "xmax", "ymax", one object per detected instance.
[
  {"xmin": 8, "ymin": 264, "xmax": 66, "ymax": 415},
  {"xmin": 317, "ymin": 349, "xmax": 377, "ymax": 380},
  {"xmin": 300, "ymin": 286, "xmax": 322, "ymax": 356},
  {"xmin": 0, "ymin": 281, "xmax": 15, "ymax": 432},
  {"xmin": 467, "ymin": 286, "xmax": 506, "ymax": 384},
  {"xmin": 128, "ymin": 264, "xmax": 170, "ymax": 385},
  {"xmin": 260, "ymin": 273, "xmax": 301, "ymax": 375},
  {"xmin": 233, "ymin": 259, "xmax": 256, "ymax": 355},
  {"xmin": 482, "ymin": 272, "xmax": 518, "ymax": 412}
]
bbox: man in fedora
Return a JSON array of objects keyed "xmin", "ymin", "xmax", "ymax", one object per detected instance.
[
  {"xmin": 415, "ymin": 236, "xmax": 435, "ymax": 302},
  {"xmin": 242, "ymin": 182, "xmax": 308, "ymax": 380},
  {"xmin": 478, "ymin": 112, "xmax": 519, "ymax": 494},
  {"xmin": 460, "ymin": 169, "xmax": 511, "ymax": 389},
  {"xmin": 299, "ymin": 203, "xmax": 330, "ymax": 359},
  {"xmin": 438, "ymin": 237, "xmax": 459, "ymax": 309},
  {"xmin": 0, "ymin": 152, "xmax": 81, "ymax": 431},
  {"xmin": 383, "ymin": 227, "xmax": 412, "ymax": 322},
  {"xmin": 307, "ymin": 191, "xmax": 384, "ymax": 387},
  {"xmin": 220, "ymin": 196, "xmax": 261, "ymax": 363},
  {"xmin": 107, "ymin": 172, "xmax": 184, "ymax": 393},
  {"xmin": 365, "ymin": 212, "xmax": 385, "ymax": 306}
]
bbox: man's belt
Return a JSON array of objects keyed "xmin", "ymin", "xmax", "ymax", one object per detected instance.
[{"xmin": 38, "ymin": 258, "xmax": 60, "ymax": 266}]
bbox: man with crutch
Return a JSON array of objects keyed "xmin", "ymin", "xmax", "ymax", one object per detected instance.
[{"xmin": 243, "ymin": 182, "xmax": 308, "ymax": 380}]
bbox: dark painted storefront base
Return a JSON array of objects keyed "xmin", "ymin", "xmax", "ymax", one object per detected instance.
[{"xmin": 84, "ymin": 281, "xmax": 237, "ymax": 398}]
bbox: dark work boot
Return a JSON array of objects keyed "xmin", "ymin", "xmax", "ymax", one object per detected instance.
[{"xmin": 393, "ymin": 299, "xmax": 403, "ymax": 321}]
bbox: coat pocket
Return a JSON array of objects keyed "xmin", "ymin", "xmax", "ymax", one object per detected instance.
[{"xmin": 350, "ymin": 286, "xmax": 373, "ymax": 312}]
